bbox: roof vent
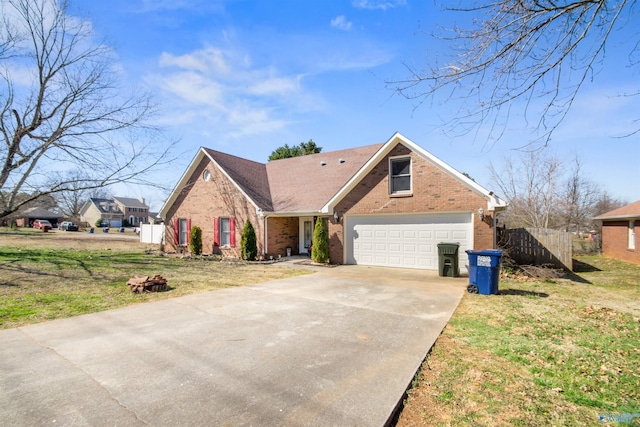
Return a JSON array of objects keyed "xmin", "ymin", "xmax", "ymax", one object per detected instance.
[
  {"xmin": 339, "ymin": 158, "xmax": 345, "ymax": 164},
  {"xmin": 320, "ymin": 161, "xmax": 327, "ymax": 166}
]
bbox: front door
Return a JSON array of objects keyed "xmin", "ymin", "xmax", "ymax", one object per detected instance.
[{"xmin": 299, "ymin": 217, "xmax": 314, "ymax": 254}]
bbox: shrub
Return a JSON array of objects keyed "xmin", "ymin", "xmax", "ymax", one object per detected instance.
[
  {"xmin": 189, "ymin": 226, "xmax": 202, "ymax": 255},
  {"xmin": 94, "ymin": 219, "xmax": 103, "ymax": 227},
  {"xmin": 311, "ymin": 217, "xmax": 329, "ymax": 264},
  {"xmin": 241, "ymin": 220, "xmax": 258, "ymax": 261},
  {"xmin": 122, "ymin": 219, "xmax": 130, "ymax": 227}
]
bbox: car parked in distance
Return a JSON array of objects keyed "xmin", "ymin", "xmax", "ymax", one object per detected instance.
[
  {"xmin": 33, "ymin": 219, "xmax": 52, "ymax": 231},
  {"xmin": 59, "ymin": 221, "xmax": 79, "ymax": 231}
]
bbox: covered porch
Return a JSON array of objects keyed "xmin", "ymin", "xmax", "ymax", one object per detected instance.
[{"xmin": 264, "ymin": 215, "xmax": 331, "ymax": 258}]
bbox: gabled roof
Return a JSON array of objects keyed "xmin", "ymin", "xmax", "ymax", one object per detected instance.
[
  {"xmin": 159, "ymin": 132, "xmax": 507, "ymax": 218},
  {"xmin": 203, "ymin": 149, "xmax": 272, "ymax": 211},
  {"xmin": 113, "ymin": 197, "xmax": 148, "ymax": 208},
  {"xmin": 593, "ymin": 200, "xmax": 640, "ymax": 220},
  {"xmin": 322, "ymin": 132, "xmax": 507, "ymax": 213},
  {"xmin": 85, "ymin": 198, "xmax": 123, "ymax": 214},
  {"xmin": 266, "ymin": 143, "xmax": 383, "ymax": 213}
]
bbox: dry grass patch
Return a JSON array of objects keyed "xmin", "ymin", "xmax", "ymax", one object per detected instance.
[
  {"xmin": 0, "ymin": 228, "xmax": 310, "ymax": 328},
  {"xmin": 397, "ymin": 255, "xmax": 640, "ymax": 426}
]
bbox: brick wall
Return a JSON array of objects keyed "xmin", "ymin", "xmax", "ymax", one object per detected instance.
[
  {"xmin": 266, "ymin": 217, "xmax": 299, "ymax": 257},
  {"xmin": 165, "ymin": 156, "xmax": 264, "ymax": 257},
  {"xmin": 330, "ymin": 143, "xmax": 494, "ymax": 264},
  {"xmin": 601, "ymin": 221, "xmax": 640, "ymax": 265}
]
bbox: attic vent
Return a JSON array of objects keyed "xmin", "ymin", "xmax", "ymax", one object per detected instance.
[
  {"xmin": 320, "ymin": 161, "xmax": 327, "ymax": 166},
  {"xmin": 339, "ymin": 158, "xmax": 345, "ymax": 164}
]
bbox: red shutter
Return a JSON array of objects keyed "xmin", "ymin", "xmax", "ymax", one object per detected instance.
[
  {"xmin": 173, "ymin": 219, "xmax": 179, "ymax": 245},
  {"xmin": 230, "ymin": 217, "xmax": 236, "ymax": 247},
  {"xmin": 186, "ymin": 218, "xmax": 191, "ymax": 245},
  {"xmin": 213, "ymin": 217, "xmax": 219, "ymax": 246}
]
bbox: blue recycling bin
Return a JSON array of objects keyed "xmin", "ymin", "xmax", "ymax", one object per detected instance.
[{"xmin": 466, "ymin": 249, "xmax": 503, "ymax": 295}]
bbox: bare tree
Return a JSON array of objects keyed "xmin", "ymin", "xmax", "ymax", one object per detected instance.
[
  {"xmin": 557, "ymin": 156, "xmax": 602, "ymax": 232},
  {"xmin": 489, "ymin": 151, "xmax": 561, "ymax": 228},
  {"xmin": 389, "ymin": 1, "xmax": 638, "ymax": 144},
  {"xmin": 0, "ymin": 0, "xmax": 175, "ymax": 220},
  {"xmin": 55, "ymin": 171, "xmax": 108, "ymax": 220},
  {"xmin": 592, "ymin": 190, "xmax": 626, "ymax": 217},
  {"xmin": 491, "ymin": 150, "xmax": 627, "ymax": 231}
]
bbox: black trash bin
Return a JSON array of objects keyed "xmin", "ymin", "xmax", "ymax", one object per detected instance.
[
  {"xmin": 437, "ymin": 242, "xmax": 460, "ymax": 277},
  {"xmin": 465, "ymin": 249, "xmax": 503, "ymax": 295}
]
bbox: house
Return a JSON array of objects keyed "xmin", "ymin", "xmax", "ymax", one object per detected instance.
[
  {"xmin": 593, "ymin": 200, "xmax": 640, "ymax": 265},
  {"xmin": 80, "ymin": 197, "xmax": 149, "ymax": 228},
  {"xmin": 14, "ymin": 207, "xmax": 62, "ymax": 228},
  {"xmin": 159, "ymin": 132, "xmax": 507, "ymax": 271},
  {"xmin": 113, "ymin": 197, "xmax": 150, "ymax": 226}
]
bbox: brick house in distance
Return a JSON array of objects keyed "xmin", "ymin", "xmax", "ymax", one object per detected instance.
[
  {"xmin": 80, "ymin": 197, "xmax": 149, "ymax": 227},
  {"xmin": 594, "ymin": 200, "xmax": 640, "ymax": 265},
  {"xmin": 159, "ymin": 132, "xmax": 507, "ymax": 272}
]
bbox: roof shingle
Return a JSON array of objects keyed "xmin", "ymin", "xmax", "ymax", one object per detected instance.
[
  {"xmin": 205, "ymin": 143, "xmax": 383, "ymax": 213},
  {"xmin": 594, "ymin": 200, "xmax": 640, "ymax": 220}
]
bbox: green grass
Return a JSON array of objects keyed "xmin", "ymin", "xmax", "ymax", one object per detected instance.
[
  {"xmin": 0, "ymin": 234, "xmax": 310, "ymax": 328},
  {"xmin": 398, "ymin": 255, "xmax": 640, "ymax": 426}
]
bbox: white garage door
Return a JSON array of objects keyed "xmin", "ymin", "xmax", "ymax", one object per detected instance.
[{"xmin": 345, "ymin": 213, "xmax": 472, "ymax": 271}]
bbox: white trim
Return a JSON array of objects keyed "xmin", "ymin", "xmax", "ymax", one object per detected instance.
[
  {"xmin": 158, "ymin": 148, "xmax": 261, "ymax": 219},
  {"xmin": 263, "ymin": 215, "xmax": 268, "ymax": 255},
  {"xmin": 388, "ymin": 155, "xmax": 412, "ymax": 195},
  {"xmin": 299, "ymin": 217, "xmax": 314, "ymax": 254},
  {"xmin": 629, "ymin": 220, "xmax": 636, "ymax": 250},
  {"xmin": 322, "ymin": 132, "xmax": 507, "ymax": 214},
  {"xmin": 594, "ymin": 214, "xmax": 640, "ymax": 221}
]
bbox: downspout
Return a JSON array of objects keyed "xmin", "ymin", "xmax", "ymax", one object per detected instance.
[{"xmin": 493, "ymin": 211, "xmax": 498, "ymax": 249}]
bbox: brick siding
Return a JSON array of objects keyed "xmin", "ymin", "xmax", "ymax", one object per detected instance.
[
  {"xmin": 167, "ymin": 143, "xmax": 496, "ymax": 264},
  {"xmin": 266, "ymin": 217, "xmax": 299, "ymax": 257},
  {"xmin": 601, "ymin": 221, "xmax": 640, "ymax": 265},
  {"xmin": 329, "ymin": 143, "xmax": 494, "ymax": 264},
  {"xmin": 165, "ymin": 157, "xmax": 264, "ymax": 257}
]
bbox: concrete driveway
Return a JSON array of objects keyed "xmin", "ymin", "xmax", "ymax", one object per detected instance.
[{"xmin": 0, "ymin": 264, "xmax": 466, "ymax": 426}]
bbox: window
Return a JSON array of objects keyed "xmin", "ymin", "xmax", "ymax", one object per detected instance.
[
  {"xmin": 390, "ymin": 157, "xmax": 411, "ymax": 194},
  {"xmin": 203, "ymin": 170, "xmax": 211, "ymax": 181},
  {"xmin": 630, "ymin": 220, "xmax": 636, "ymax": 250},
  {"xmin": 214, "ymin": 217, "xmax": 235, "ymax": 247},
  {"xmin": 179, "ymin": 218, "xmax": 188, "ymax": 245},
  {"xmin": 220, "ymin": 218, "xmax": 231, "ymax": 246}
]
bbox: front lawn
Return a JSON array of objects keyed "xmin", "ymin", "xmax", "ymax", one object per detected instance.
[
  {"xmin": 397, "ymin": 255, "xmax": 640, "ymax": 426},
  {"xmin": 0, "ymin": 229, "xmax": 309, "ymax": 329}
]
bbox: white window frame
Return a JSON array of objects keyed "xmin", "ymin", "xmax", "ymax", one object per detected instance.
[
  {"xmin": 389, "ymin": 156, "xmax": 412, "ymax": 195},
  {"xmin": 220, "ymin": 217, "xmax": 231, "ymax": 247},
  {"xmin": 629, "ymin": 220, "xmax": 636, "ymax": 250},
  {"xmin": 179, "ymin": 218, "xmax": 188, "ymax": 246}
]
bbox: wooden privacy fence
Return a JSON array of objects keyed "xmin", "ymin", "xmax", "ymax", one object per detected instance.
[{"xmin": 498, "ymin": 228, "xmax": 573, "ymax": 271}]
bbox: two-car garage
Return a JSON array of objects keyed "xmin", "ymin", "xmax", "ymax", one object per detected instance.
[{"xmin": 344, "ymin": 213, "xmax": 473, "ymax": 272}]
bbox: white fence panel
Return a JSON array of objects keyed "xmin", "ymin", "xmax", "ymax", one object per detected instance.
[{"xmin": 140, "ymin": 224, "xmax": 164, "ymax": 244}]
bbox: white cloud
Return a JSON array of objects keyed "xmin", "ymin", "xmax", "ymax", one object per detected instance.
[
  {"xmin": 159, "ymin": 47, "xmax": 230, "ymax": 74},
  {"xmin": 248, "ymin": 75, "xmax": 302, "ymax": 95},
  {"xmin": 147, "ymin": 43, "xmax": 319, "ymax": 142},
  {"xmin": 330, "ymin": 15, "xmax": 352, "ymax": 31},
  {"xmin": 352, "ymin": 0, "xmax": 406, "ymax": 10},
  {"xmin": 156, "ymin": 71, "xmax": 224, "ymax": 106}
]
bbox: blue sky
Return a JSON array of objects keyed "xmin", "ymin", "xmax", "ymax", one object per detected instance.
[{"xmin": 78, "ymin": 0, "xmax": 639, "ymax": 210}]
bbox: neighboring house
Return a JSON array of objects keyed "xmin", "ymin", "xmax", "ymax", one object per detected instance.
[
  {"xmin": 15, "ymin": 207, "xmax": 62, "ymax": 228},
  {"xmin": 593, "ymin": 200, "xmax": 640, "ymax": 265},
  {"xmin": 80, "ymin": 197, "xmax": 149, "ymax": 228},
  {"xmin": 113, "ymin": 197, "xmax": 149, "ymax": 226},
  {"xmin": 159, "ymin": 132, "xmax": 508, "ymax": 271},
  {"xmin": 148, "ymin": 212, "xmax": 161, "ymax": 224}
]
